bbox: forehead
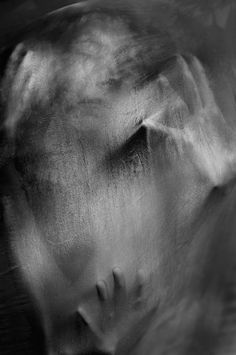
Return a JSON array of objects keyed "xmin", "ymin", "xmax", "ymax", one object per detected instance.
[{"xmin": 2, "ymin": 8, "xmax": 175, "ymax": 134}]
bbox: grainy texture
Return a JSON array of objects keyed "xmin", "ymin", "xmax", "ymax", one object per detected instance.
[{"xmin": 0, "ymin": 1, "xmax": 236, "ymax": 354}]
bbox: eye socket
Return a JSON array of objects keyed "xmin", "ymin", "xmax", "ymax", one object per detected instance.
[
  {"xmin": 105, "ymin": 124, "xmax": 149, "ymax": 176},
  {"xmin": 123, "ymin": 125, "xmax": 148, "ymax": 164}
]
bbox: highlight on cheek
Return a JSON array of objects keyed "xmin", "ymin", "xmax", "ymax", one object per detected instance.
[{"xmin": 0, "ymin": 1, "xmax": 236, "ymax": 355}]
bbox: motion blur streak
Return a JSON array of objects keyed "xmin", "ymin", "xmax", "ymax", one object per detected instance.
[{"xmin": 0, "ymin": 1, "xmax": 236, "ymax": 354}]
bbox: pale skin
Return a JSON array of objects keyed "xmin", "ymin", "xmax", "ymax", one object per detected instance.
[
  {"xmin": 4, "ymin": 51, "xmax": 236, "ymax": 355},
  {"xmin": 78, "ymin": 267, "xmax": 158, "ymax": 354},
  {"xmin": 76, "ymin": 54, "xmax": 236, "ymax": 354},
  {"xmin": 2, "ymin": 4, "xmax": 236, "ymax": 355}
]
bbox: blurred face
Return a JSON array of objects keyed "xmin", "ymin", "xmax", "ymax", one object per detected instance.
[{"xmin": 3, "ymin": 10, "xmax": 234, "ymax": 355}]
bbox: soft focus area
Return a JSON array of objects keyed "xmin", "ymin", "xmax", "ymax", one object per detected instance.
[{"xmin": 0, "ymin": 1, "xmax": 236, "ymax": 355}]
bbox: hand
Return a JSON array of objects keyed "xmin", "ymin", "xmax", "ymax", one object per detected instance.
[
  {"xmin": 144, "ymin": 54, "xmax": 236, "ymax": 188},
  {"xmin": 77, "ymin": 267, "xmax": 156, "ymax": 354}
]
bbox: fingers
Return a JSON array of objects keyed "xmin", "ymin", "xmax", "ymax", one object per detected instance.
[
  {"xmin": 77, "ymin": 306, "xmax": 93, "ymax": 329},
  {"xmin": 95, "ymin": 267, "xmax": 149, "ymax": 312},
  {"xmin": 156, "ymin": 75, "xmax": 190, "ymax": 130},
  {"xmin": 162, "ymin": 56, "xmax": 202, "ymax": 116},
  {"xmin": 113, "ymin": 267, "xmax": 126, "ymax": 291},
  {"xmin": 96, "ymin": 267, "xmax": 126, "ymax": 306},
  {"xmin": 145, "ymin": 54, "xmax": 215, "ymax": 140},
  {"xmin": 184, "ymin": 55, "xmax": 214, "ymax": 109},
  {"xmin": 145, "ymin": 55, "xmax": 203, "ymax": 133},
  {"xmin": 77, "ymin": 306, "xmax": 102, "ymax": 340},
  {"xmin": 177, "ymin": 55, "xmax": 203, "ymax": 115},
  {"xmin": 113, "ymin": 267, "xmax": 127, "ymax": 306},
  {"xmin": 96, "ymin": 280, "xmax": 109, "ymax": 302},
  {"xmin": 144, "ymin": 54, "xmax": 213, "ymax": 162}
]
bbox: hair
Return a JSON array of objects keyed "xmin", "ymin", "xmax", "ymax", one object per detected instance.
[{"xmin": 0, "ymin": 2, "xmax": 178, "ymax": 139}]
